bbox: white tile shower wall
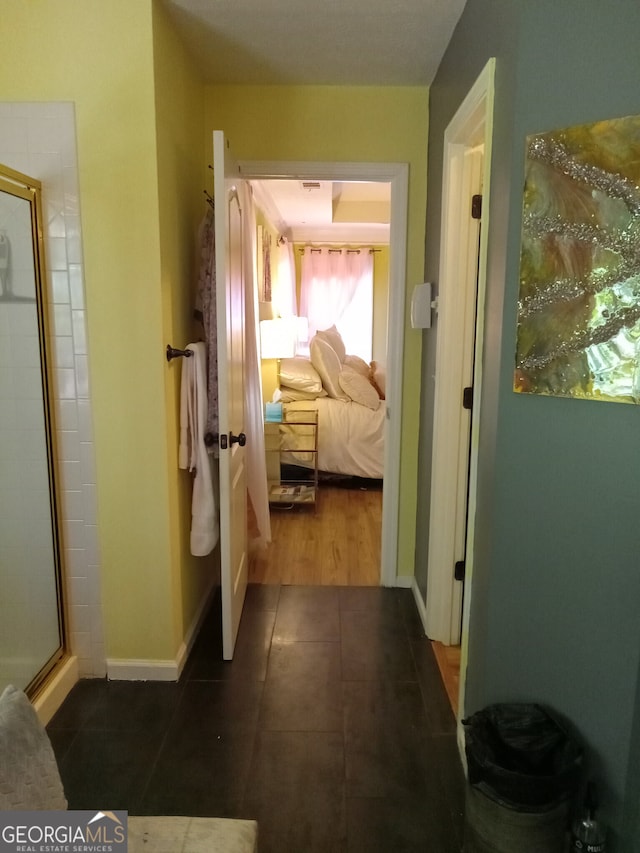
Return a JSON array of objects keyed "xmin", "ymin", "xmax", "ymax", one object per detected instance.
[{"xmin": 0, "ymin": 101, "xmax": 105, "ymax": 678}]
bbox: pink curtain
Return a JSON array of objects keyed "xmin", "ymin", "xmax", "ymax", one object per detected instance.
[{"xmin": 300, "ymin": 247, "xmax": 374, "ymax": 360}]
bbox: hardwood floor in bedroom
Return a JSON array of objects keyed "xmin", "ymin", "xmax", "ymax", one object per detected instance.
[{"xmin": 249, "ymin": 482, "xmax": 382, "ymax": 585}]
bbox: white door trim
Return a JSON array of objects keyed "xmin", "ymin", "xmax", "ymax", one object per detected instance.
[
  {"xmin": 424, "ymin": 60, "xmax": 495, "ymax": 659},
  {"xmin": 238, "ymin": 159, "xmax": 409, "ymax": 587}
]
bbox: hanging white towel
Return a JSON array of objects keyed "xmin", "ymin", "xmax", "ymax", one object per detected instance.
[{"xmin": 179, "ymin": 342, "xmax": 219, "ymax": 556}]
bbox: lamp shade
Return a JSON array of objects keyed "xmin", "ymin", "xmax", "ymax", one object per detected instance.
[{"xmin": 259, "ymin": 318, "xmax": 296, "ymax": 360}]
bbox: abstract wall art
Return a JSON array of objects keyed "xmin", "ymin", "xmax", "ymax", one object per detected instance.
[{"xmin": 514, "ymin": 114, "xmax": 640, "ymax": 403}]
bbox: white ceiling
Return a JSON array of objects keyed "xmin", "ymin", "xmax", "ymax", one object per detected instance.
[
  {"xmin": 162, "ymin": 0, "xmax": 466, "ymax": 86},
  {"xmin": 251, "ymin": 179, "xmax": 392, "ymax": 243}
]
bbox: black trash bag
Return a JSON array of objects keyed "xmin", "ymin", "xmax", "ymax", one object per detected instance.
[{"xmin": 463, "ymin": 703, "xmax": 582, "ymax": 811}]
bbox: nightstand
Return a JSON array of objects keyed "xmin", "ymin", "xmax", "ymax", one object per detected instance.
[{"xmin": 264, "ymin": 409, "xmax": 318, "ymax": 508}]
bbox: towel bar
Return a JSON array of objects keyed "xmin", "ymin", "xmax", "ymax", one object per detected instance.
[{"xmin": 166, "ymin": 345, "xmax": 194, "ymax": 362}]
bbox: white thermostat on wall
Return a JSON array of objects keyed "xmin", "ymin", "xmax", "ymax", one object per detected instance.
[{"xmin": 411, "ymin": 282, "xmax": 434, "ymax": 329}]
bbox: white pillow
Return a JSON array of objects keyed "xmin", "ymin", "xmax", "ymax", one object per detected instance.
[
  {"xmin": 309, "ymin": 336, "xmax": 349, "ymax": 400},
  {"xmin": 344, "ymin": 354, "xmax": 370, "ymax": 376},
  {"xmin": 339, "ymin": 367, "xmax": 381, "ymax": 410},
  {"xmin": 279, "ymin": 357, "xmax": 323, "ymax": 394},
  {"xmin": 315, "ymin": 325, "xmax": 346, "ymax": 362},
  {"xmin": 0, "ymin": 684, "xmax": 67, "ymax": 810},
  {"xmin": 278, "ymin": 385, "xmax": 327, "ymax": 402},
  {"xmin": 370, "ymin": 361, "xmax": 386, "ymax": 399}
]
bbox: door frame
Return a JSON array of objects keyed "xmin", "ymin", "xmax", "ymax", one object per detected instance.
[
  {"xmin": 237, "ymin": 159, "xmax": 409, "ymax": 586},
  {"xmin": 424, "ymin": 59, "xmax": 495, "ymax": 717}
]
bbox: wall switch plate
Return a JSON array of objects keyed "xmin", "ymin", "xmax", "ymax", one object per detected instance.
[{"xmin": 411, "ymin": 282, "xmax": 433, "ymax": 328}]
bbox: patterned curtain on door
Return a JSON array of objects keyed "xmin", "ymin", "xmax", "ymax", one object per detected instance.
[{"xmin": 194, "ymin": 202, "xmax": 219, "ymax": 444}]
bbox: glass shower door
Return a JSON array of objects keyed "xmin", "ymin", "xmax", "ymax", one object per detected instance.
[{"xmin": 0, "ymin": 165, "xmax": 65, "ymax": 695}]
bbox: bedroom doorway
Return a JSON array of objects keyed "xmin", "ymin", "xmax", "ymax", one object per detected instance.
[{"xmin": 239, "ymin": 159, "xmax": 409, "ymax": 588}]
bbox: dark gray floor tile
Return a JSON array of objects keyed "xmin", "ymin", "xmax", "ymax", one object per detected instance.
[
  {"xmin": 278, "ymin": 585, "xmax": 341, "ymax": 610},
  {"xmin": 343, "ymin": 680, "xmax": 432, "ymax": 799},
  {"xmin": 259, "ymin": 675, "xmax": 343, "ymax": 732},
  {"xmin": 57, "ymin": 727, "xmax": 163, "ymax": 812},
  {"xmin": 341, "ymin": 609, "xmax": 417, "ymax": 681},
  {"xmin": 396, "ymin": 588, "xmax": 429, "ymax": 638},
  {"xmin": 181, "ymin": 603, "xmax": 223, "ymax": 678},
  {"xmin": 260, "ymin": 640, "xmax": 343, "ymax": 731},
  {"xmin": 187, "ymin": 607, "xmax": 275, "ymax": 681},
  {"xmin": 432, "ymin": 733, "xmax": 466, "ymax": 848},
  {"xmin": 137, "ymin": 727, "xmax": 255, "ymax": 818},
  {"xmin": 170, "ymin": 679, "xmax": 263, "ymax": 734},
  {"xmin": 47, "ymin": 678, "xmax": 107, "ymax": 731},
  {"xmin": 47, "ymin": 727, "xmax": 77, "ymax": 768},
  {"xmin": 338, "ymin": 586, "xmax": 399, "ymax": 613},
  {"xmin": 82, "ymin": 680, "xmax": 183, "ymax": 733},
  {"xmin": 273, "ymin": 589, "xmax": 341, "ymax": 642},
  {"xmin": 244, "ymin": 583, "xmax": 281, "ymax": 611},
  {"xmin": 266, "ymin": 640, "xmax": 342, "ymax": 682},
  {"xmin": 347, "ymin": 795, "xmax": 462, "ymax": 853},
  {"xmin": 411, "ymin": 638, "xmax": 457, "ymax": 734},
  {"xmin": 242, "ymin": 730, "xmax": 346, "ymax": 853},
  {"xmin": 46, "ymin": 582, "xmax": 465, "ymax": 853}
]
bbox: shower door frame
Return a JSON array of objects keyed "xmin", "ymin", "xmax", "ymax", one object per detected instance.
[{"xmin": 0, "ymin": 163, "xmax": 68, "ymax": 697}]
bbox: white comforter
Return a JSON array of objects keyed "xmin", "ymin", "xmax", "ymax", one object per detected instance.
[{"xmin": 282, "ymin": 397, "xmax": 385, "ymax": 479}]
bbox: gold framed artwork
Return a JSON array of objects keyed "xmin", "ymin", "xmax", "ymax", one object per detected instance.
[{"xmin": 514, "ymin": 114, "xmax": 640, "ymax": 403}]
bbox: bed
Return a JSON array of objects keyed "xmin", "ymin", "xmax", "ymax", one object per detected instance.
[
  {"xmin": 274, "ymin": 325, "xmax": 386, "ymax": 480},
  {"xmin": 281, "ymin": 397, "xmax": 385, "ymax": 479}
]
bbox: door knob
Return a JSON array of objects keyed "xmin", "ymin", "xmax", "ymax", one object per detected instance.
[{"xmin": 230, "ymin": 432, "xmax": 246, "ymax": 447}]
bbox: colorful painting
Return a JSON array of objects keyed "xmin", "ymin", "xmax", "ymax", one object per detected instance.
[{"xmin": 514, "ymin": 114, "xmax": 640, "ymax": 403}]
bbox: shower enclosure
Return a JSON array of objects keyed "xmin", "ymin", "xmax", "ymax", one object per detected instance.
[{"xmin": 0, "ymin": 164, "xmax": 66, "ymax": 696}]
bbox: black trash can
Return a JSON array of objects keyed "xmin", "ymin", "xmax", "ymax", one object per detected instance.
[{"xmin": 463, "ymin": 703, "xmax": 582, "ymax": 853}]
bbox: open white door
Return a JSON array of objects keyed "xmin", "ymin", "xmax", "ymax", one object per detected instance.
[{"xmin": 214, "ymin": 130, "xmax": 248, "ymax": 659}]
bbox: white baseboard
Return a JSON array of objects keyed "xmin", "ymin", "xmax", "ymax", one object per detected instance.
[
  {"xmin": 107, "ymin": 580, "xmax": 218, "ymax": 682},
  {"xmin": 105, "ymin": 658, "xmax": 181, "ymax": 681},
  {"xmin": 394, "ymin": 575, "xmax": 413, "ymax": 589},
  {"xmin": 33, "ymin": 655, "xmax": 79, "ymax": 726},
  {"xmin": 411, "ymin": 578, "xmax": 429, "ymax": 635},
  {"xmin": 458, "ymin": 717, "xmax": 468, "ymax": 777}
]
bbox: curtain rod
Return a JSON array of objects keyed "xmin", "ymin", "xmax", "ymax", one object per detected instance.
[{"xmin": 297, "ymin": 247, "xmax": 381, "ymax": 254}]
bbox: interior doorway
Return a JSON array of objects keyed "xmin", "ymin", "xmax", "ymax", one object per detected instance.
[{"xmin": 238, "ymin": 159, "xmax": 409, "ymax": 588}]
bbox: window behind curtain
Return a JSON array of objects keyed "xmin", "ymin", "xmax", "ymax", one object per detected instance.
[{"xmin": 300, "ymin": 247, "xmax": 374, "ymax": 361}]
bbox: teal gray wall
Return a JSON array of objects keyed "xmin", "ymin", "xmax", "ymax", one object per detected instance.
[
  {"xmin": 417, "ymin": 0, "xmax": 640, "ymax": 846},
  {"xmin": 623, "ymin": 669, "xmax": 640, "ymax": 849}
]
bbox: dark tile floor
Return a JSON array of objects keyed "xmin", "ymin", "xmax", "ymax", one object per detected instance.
[{"xmin": 47, "ymin": 584, "xmax": 465, "ymax": 852}]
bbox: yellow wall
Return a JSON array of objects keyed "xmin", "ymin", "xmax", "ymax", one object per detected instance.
[
  {"xmin": 372, "ymin": 248, "xmax": 389, "ymax": 365},
  {"xmin": 0, "ymin": 11, "xmax": 429, "ymax": 673},
  {"xmin": 206, "ymin": 85, "xmax": 428, "ymax": 575},
  {"xmin": 151, "ymin": 3, "xmax": 215, "ymax": 647},
  {"xmin": 0, "ymin": 0, "xmax": 185, "ymax": 661}
]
